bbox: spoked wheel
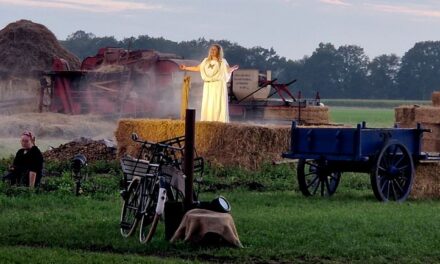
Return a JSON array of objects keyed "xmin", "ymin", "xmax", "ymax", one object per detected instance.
[
  {"xmin": 139, "ymin": 183, "xmax": 159, "ymax": 243},
  {"xmin": 141, "ymin": 177, "xmax": 184, "ymax": 243},
  {"xmin": 142, "ymin": 213, "xmax": 161, "ymax": 244},
  {"xmin": 371, "ymin": 141, "xmax": 414, "ymax": 202},
  {"xmin": 120, "ymin": 178, "xmax": 141, "ymax": 237},
  {"xmin": 297, "ymin": 159, "xmax": 341, "ymax": 197}
]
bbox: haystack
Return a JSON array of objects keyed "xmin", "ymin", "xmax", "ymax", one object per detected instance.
[
  {"xmin": 412, "ymin": 162, "xmax": 440, "ymax": 199},
  {"xmin": 115, "ymin": 119, "xmax": 291, "ymax": 170},
  {"xmin": 432, "ymin": 92, "xmax": 440, "ymax": 107},
  {"xmin": 0, "ymin": 19, "xmax": 80, "ymax": 74},
  {"xmin": 395, "ymin": 105, "xmax": 416, "ymax": 125}
]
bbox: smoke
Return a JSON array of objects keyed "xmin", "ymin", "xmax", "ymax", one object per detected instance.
[
  {"xmin": 74, "ymin": 65, "xmax": 205, "ymax": 120},
  {"xmin": 0, "ymin": 112, "xmax": 116, "ymax": 140}
]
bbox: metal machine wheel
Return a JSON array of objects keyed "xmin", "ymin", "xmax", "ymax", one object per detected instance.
[
  {"xmin": 297, "ymin": 159, "xmax": 341, "ymax": 197},
  {"xmin": 371, "ymin": 141, "xmax": 414, "ymax": 202}
]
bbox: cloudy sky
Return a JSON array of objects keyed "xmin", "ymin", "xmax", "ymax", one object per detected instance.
[{"xmin": 1, "ymin": 0, "xmax": 440, "ymax": 60}]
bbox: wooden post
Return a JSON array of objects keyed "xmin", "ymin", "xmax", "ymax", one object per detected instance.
[{"xmin": 184, "ymin": 109, "xmax": 195, "ymax": 210}]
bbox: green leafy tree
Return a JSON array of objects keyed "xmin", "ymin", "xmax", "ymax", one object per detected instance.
[
  {"xmin": 367, "ymin": 54, "xmax": 400, "ymax": 99},
  {"xmin": 300, "ymin": 43, "xmax": 343, "ymax": 98},
  {"xmin": 336, "ymin": 45, "xmax": 369, "ymax": 98},
  {"xmin": 61, "ymin": 30, "xmax": 119, "ymax": 59},
  {"xmin": 397, "ymin": 41, "xmax": 440, "ymax": 99}
]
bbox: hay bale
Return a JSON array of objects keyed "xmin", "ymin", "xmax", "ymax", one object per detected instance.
[
  {"xmin": 421, "ymin": 139, "xmax": 440, "ymax": 152},
  {"xmin": 263, "ymin": 106, "xmax": 329, "ymax": 124},
  {"xmin": 412, "ymin": 162, "xmax": 440, "ymax": 199},
  {"xmin": 432, "ymin": 92, "xmax": 440, "ymax": 107},
  {"xmin": 116, "ymin": 119, "xmax": 291, "ymax": 170},
  {"xmin": 395, "ymin": 105, "xmax": 416, "ymax": 124},
  {"xmin": 419, "ymin": 124, "xmax": 440, "ymax": 139},
  {"xmin": 414, "ymin": 106, "xmax": 440, "ymax": 124},
  {"xmin": 396, "ymin": 123, "xmax": 440, "ymax": 152},
  {"xmin": 0, "ymin": 20, "xmax": 80, "ymax": 75}
]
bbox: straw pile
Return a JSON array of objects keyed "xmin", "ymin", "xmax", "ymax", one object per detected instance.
[
  {"xmin": 0, "ymin": 20, "xmax": 80, "ymax": 75},
  {"xmin": 115, "ymin": 119, "xmax": 291, "ymax": 170},
  {"xmin": 43, "ymin": 138, "xmax": 116, "ymax": 162},
  {"xmin": 263, "ymin": 106, "xmax": 329, "ymax": 124},
  {"xmin": 412, "ymin": 162, "xmax": 440, "ymax": 199},
  {"xmin": 0, "ymin": 20, "xmax": 81, "ymax": 113}
]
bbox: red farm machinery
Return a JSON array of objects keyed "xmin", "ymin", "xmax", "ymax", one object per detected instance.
[
  {"xmin": 40, "ymin": 47, "xmax": 202, "ymax": 118},
  {"xmin": 40, "ymin": 47, "xmax": 327, "ymax": 124}
]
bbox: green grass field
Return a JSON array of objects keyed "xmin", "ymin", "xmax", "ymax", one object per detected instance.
[
  {"xmin": 322, "ymin": 99, "xmax": 429, "ymax": 108},
  {"xmin": 1, "ymin": 184, "xmax": 440, "ymax": 263},
  {"xmin": 330, "ymin": 107, "xmax": 395, "ymax": 127},
  {"xmin": 0, "ymin": 104, "xmax": 435, "ymax": 263}
]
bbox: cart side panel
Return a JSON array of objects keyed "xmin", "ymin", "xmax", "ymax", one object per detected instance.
[
  {"xmin": 360, "ymin": 129, "xmax": 420, "ymax": 156},
  {"xmin": 291, "ymin": 128, "xmax": 357, "ymax": 156}
]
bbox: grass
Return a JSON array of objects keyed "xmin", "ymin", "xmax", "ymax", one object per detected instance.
[
  {"xmin": 0, "ymin": 100, "xmax": 434, "ymax": 263},
  {"xmin": 1, "ymin": 171, "xmax": 440, "ymax": 263},
  {"xmin": 322, "ymin": 99, "xmax": 430, "ymax": 108},
  {"xmin": 330, "ymin": 107, "xmax": 395, "ymax": 127},
  {"xmin": 0, "ymin": 246, "xmax": 192, "ymax": 264}
]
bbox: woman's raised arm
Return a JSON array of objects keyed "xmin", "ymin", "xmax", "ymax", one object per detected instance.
[{"xmin": 180, "ymin": 64, "xmax": 200, "ymax": 72}]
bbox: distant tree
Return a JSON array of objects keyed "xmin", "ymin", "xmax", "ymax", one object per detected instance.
[
  {"xmin": 336, "ymin": 45, "xmax": 369, "ymax": 98},
  {"xmin": 367, "ymin": 54, "xmax": 400, "ymax": 99},
  {"xmin": 61, "ymin": 30, "xmax": 118, "ymax": 59},
  {"xmin": 300, "ymin": 43, "xmax": 344, "ymax": 98},
  {"xmin": 397, "ymin": 41, "xmax": 440, "ymax": 99}
]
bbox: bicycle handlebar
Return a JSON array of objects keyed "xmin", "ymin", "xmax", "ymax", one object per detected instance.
[{"xmin": 131, "ymin": 133, "xmax": 184, "ymax": 151}]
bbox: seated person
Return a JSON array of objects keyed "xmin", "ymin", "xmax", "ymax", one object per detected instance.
[{"xmin": 2, "ymin": 131, "xmax": 44, "ymax": 188}]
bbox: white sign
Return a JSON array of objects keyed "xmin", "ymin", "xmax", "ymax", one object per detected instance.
[{"xmin": 232, "ymin": 69, "xmax": 270, "ymax": 101}]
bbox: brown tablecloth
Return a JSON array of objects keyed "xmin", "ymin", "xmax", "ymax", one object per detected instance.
[{"xmin": 170, "ymin": 208, "xmax": 242, "ymax": 248}]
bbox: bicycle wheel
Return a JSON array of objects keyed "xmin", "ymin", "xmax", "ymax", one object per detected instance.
[
  {"xmin": 141, "ymin": 175, "xmax": 184, "ymax": 243},
  {"xmin": 120, "ymin": 178, "xmax": 141, "ymax": 238},
  {"xmin": 139, "ymin": 181, "xmax": 159, "ymax": 243}
]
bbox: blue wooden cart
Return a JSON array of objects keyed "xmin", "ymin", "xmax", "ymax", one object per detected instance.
[{"xmin": 282, "ymin": 121, "xmax": 438, "ymax": 202}]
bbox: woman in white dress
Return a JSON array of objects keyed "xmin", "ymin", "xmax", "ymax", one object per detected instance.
[{"xmin": 180, "ymin": 44, "xmax": 239, "ymax": 123}]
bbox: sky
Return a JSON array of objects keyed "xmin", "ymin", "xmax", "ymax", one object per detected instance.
[{"xmin": 1, "ymin": 0, "xmax": 440, "ymax": 61}]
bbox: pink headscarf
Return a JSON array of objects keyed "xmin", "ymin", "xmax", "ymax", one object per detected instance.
[{"xmin": 22, "ymin": 131, "xmax": 36, "ymax": 145}]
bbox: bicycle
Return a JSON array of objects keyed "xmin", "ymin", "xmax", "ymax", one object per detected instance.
[{"xmin": 119, "ymin": 133, "xmax": 203, "ymax": 243}]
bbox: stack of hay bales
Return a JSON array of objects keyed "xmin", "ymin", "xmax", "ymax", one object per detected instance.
[
  {"xmin": 0, "ymin": 20, "xmax": 80, "ymax": 114},
  {"xmin": 395, "ymin": 95, "xmax": 440, "ymax": 152},
  {"xmin": 395, "ymin": 92, "xmax": 440, "ymax": 199},
  {"xmin": 115, "ymin": 119, "xmax": 291, "ymax": 170},
  {"xmin": 263, "ymin": 106, "xmax": 329, "ymax": 124}
]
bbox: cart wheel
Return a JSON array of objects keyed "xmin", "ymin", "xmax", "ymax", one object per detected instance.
[
  {"xmin": 297, "ymin": 159, "xmax": 341, "ymax": 197},
  {"xmin": 371, "ymin": 141, "xmax": 414, "ymax": 202}
]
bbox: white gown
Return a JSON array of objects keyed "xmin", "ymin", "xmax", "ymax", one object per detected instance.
[{"xmin": 199, "ymin": 58, "xmax": 231, "ymax": 123}]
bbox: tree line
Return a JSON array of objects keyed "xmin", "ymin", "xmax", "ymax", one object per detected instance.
[{"xmin": 60, "ymin": 30, "xmax": 440, "ymax": 100}]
